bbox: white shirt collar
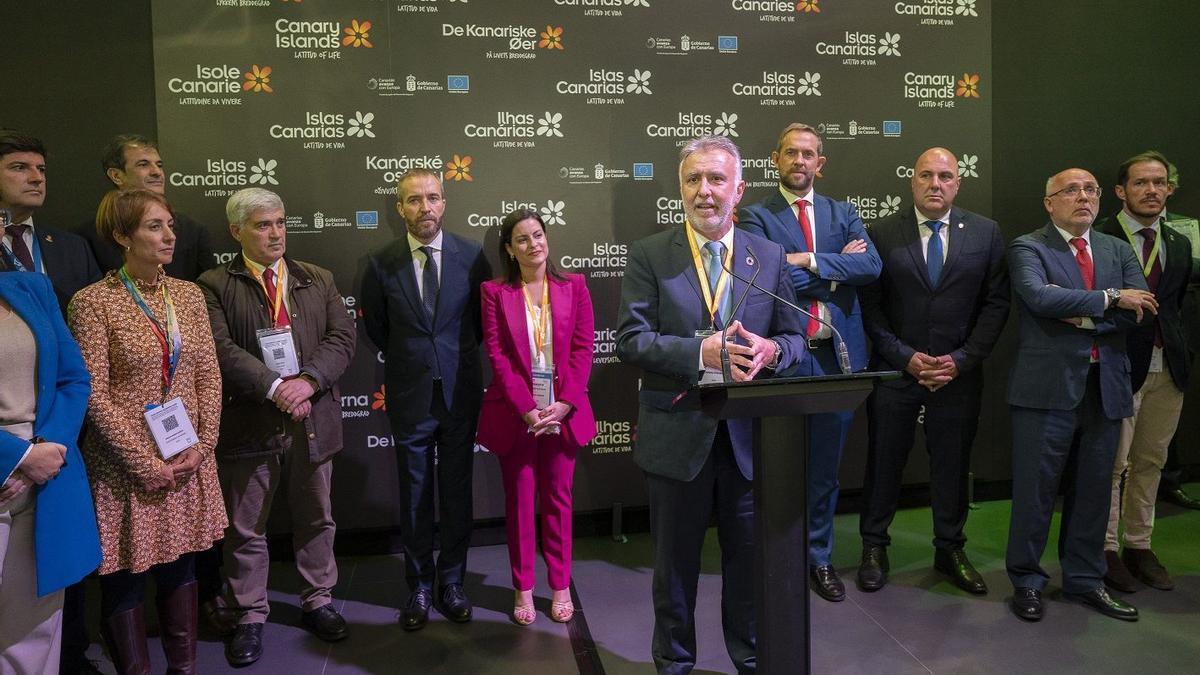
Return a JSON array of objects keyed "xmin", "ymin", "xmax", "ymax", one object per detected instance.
[
  {"xmin": 689, "ymin": 223, "xmax": 735, "ymax": 259},
  {"xmin": 1053, "ymin": 224, "xmax": 1091, "ymax": 247},
  {"xmin": 408, "ymin": 229, "xmax": 444, "ymax": 254},
  {"xmin": 914, "ymin": 206, "xmax": 951, "ymax": 226},
  {"xmin": 780, "ymin": 185, "xmax": 814, "ymax": 206},
  {"xmin": 1118, "ymin": 208, "xmax": 1161, "ymax": 235}
]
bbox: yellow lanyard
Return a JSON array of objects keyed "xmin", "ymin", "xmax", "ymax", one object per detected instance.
[
  {"xmin": 246, "ymin": 261, "xmax": 287, "ymax": 327},
  {"xmin": 1119, "ymin": 220, "xmax": 1163, "ymax": 278},
  {"xmin": 521, "ymin": 279, "xmax": 551, "ymax": 361},
  {"xmin": 684, "ymin": 221, "xmax": 731, "ymax": 328}
]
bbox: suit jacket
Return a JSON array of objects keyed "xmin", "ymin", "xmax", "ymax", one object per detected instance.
[
  {"xmin": 1006, "ymin": 222, "xmax": 1148, "ymax": 420},
  {"xmin": 861, "ymin": 205, "xmax": 1010, "ymax": 386},
  {"xmin": 0, "ymin": 272, "xmax": 101, "ymax": 596},
  {"xmin": 14, "ymin": 223, "xmax": 103, "ymax": 317},
  {"xmin": 737, "ymin": 191, "xmax": 882, "ymax": 371},
  {"xmin": 197, "ymin": 255, "xmax": 357, "ymax": 462},
  {"xmin": 477, "ymin": 273, "xmax": 597, "ymax": 454},
  {"xmin": 80, "ymin": 211, "xmax": 215, "ymax": 282},
  {"xmin": 1095, "ymin": 213, "xmax": 1193, "ymax": 392},
  {"xmin": 362, "ymin": 231, "xmax": 491, "ymax": 427},
  {"xmin": 615, "ymin": 226, "xmax": 807, "ymax": 482}
]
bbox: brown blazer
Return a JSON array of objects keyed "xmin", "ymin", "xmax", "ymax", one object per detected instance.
[{"xmin": 197, "ymin": 254, "xmax": 356, "ymax": 462}]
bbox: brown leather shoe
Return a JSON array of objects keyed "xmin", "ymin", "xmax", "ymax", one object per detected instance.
[
  {"xmin": 1122, "ymin": 547, "xmax": 1174, "ymax": 590},
  {"xmin": 1103, "ymin": 550, "xmax": 1137, "ymax": 593},
  {"xmin": 101, "ymin": 604, "xmax": 151, "ymax": 675}
]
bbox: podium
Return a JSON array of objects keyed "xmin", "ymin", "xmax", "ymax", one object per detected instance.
[{"xmin": 696, "ymin": 371, "xmax": 897, "ymax": 675}]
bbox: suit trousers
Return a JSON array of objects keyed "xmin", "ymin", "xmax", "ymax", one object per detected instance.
[
  {"xmin": 646, "ymin": 423, "xmax": 755, "ymax": 675},
  {"xmin": 1006, "ymin": 366, "xmax": 1120, "ymax": 594},
  {"xmin": 219, "ymin": 435, "xmax": 337, "ymax": 623},
  {"xmin": 495, "ymin": 432, "xmax": 577, "ymax": 592},
  {"xmin": 1105, "ymin": 370, "xmax": 1185, "ymax": 550},
  {"xmin": 0, "ymin": 491, "xmax": 64, "ymax": 675},
  {"xmin": 860, "ymin": 377, "xmax": 981, "ymax": 550},
  {"xmin": 792, "ymin": 341, "xmax": 853, "ymax": 565},
  {"xmin": 391, "ymin": 380, "xmax": 477, "ymax": 591}
]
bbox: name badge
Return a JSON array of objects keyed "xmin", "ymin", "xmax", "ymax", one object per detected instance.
[
  {"xmin": 532, "ymin": 366, "xmax": 555, "ymax": 410},
  {"xmin": 257, "ymin": 327, "xmax": 300, "ymax": 377},
  {"xmin": 143, "ymin": 397, "xmax": 199, "ymax": 460}
]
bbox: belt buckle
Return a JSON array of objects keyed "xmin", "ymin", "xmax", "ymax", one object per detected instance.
[{"xmin": 806, "ymin": 338, "xmax": 825, "ymax": 350}]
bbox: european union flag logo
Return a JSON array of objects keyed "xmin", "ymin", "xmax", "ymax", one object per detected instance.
[
  {"xmin": 633, "ymin": 163, "xmax": 654, "ymax": 180},
  {"xmin": 356, "ymin": 211, "xmax": 379, "ymax": 229},
  {"xmin": 448, "ymin": 75, "xmax": 470, "ymax": 93},
  {"xmin": 882, "ymin": 120, "xmax": 902, "ymax": 137},
  {"xmin": 718, "ymin": 36, "xmax": 738, "ymax": 53}
]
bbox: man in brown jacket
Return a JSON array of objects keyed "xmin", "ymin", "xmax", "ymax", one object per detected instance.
[{"xmin": 197, "ymin": 187, "xmax": 356, "ymax": 666}]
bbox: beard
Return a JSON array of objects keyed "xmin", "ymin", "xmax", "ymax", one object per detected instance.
[
  {"xmin": 780, "ymin": 169, "xmax": 813, "ymax": 194},
  {"xmin": 406, "ymin": 213, "xmax": 443, "ymax": 242},
  {"xmin": 683, "ymin": 201, "xmax": 733, "ymax": 238}
]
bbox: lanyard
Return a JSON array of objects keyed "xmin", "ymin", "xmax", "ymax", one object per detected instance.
[
  {"xmin": 1119, "ymin": 220, "xmax": 1163, "ymax": 278},
  {"xmin": 245, "ymin": 261, "xmax": 287, "ymax": 327},
  {"xmin": 521, "ymin": 279, "xmax": 551, "ymax": 364},
  {"xmin": 0, "ymin": 227, "xmax": 45, "ymax": 273},
  {"xmin": 118, "ymin": 266, "xmax": 182, "ymax": 398},
  {"xmin": 684, "ymin": 221, "xmax": 731, "ymax": 328}
]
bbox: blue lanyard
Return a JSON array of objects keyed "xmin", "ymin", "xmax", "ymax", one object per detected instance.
[
  {"xmin": 0, "ymin": 227, "xmax": 45, "ymax": 273},
  {"xmin": 118, "ymin": 266, "xmax": 183, "ymax": 398}
]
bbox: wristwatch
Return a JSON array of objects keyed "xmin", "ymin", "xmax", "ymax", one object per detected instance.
[
  {"xmin": 766, "ymin": 339, "xmax": 783, "ymax": 371},
  {"xmin": 1104, "ymin": 288, "xmax": 1121, "ymax": 308}
]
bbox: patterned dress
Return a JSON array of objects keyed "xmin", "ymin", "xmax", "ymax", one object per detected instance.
[{"xmin": 69, "ymin": 270, "xmax": 227, "ymax": 575}]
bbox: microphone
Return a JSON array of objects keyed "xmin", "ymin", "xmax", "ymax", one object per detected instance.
[
  {"xmin": 722, "ymin": 245, "xmax": 853, "ymax": 375},
  {"xmin": 719, "ymin": 245, "xmax": 761, "ymax": 382}
]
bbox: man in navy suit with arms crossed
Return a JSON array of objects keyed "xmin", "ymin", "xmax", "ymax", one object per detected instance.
[
  {"xmin": 1005, "ymin": 168, "xmax": 1157, "ymax": 623},
  {"xmin": 736, "ymin": 122, "xmax": 881, "ymax": 602},
  {"xmin": 617, "ymin": 135, "xmax": 807, "ymax": 674}
]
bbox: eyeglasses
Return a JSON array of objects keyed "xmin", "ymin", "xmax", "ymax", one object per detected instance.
[{"xmin": 1047, "ymin": 184, "xmax": 1101, "ymax": 199}]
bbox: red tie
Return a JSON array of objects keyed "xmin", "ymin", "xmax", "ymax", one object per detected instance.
[
  {"xmin": 4, "ymin": 224, "xmax": 35, "ymax": 272},
  {"xmin": 794, "ymin": 199, "xmax": 820, "ymax": 337},
  {"xmin": 1070, "ymin": 237, "xmax": 1099, "ymax": 361},
  {"xmin": 262, "ymin": 267, "xmax": 290, "ymax": 327},
  {"xmin": 1141, "ymin": 228, "xmax": 1164, "ymax": 348}
]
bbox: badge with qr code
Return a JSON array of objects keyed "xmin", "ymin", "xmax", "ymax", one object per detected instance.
[
  {"xmin": 256, "ymin": 327, "xmax": 300, "ymax": 377},
  {"xmin": 144, "ymin": 397, "xmax": 198, "ymax": 460}
]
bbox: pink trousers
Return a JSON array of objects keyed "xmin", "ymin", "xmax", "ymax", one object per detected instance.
[{"xmin": 495, "ymin": 432, "xmax": 577, "ymax": 591}]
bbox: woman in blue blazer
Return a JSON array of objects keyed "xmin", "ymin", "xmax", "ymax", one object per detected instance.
[{"xmin": 0, "ymin": 270, "xmax": 102, "ymax": 674}]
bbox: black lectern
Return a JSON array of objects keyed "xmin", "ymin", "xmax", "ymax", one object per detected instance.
[{"xmin": 696, "ymin": 371, "xmax": 897, "ymax": 675}]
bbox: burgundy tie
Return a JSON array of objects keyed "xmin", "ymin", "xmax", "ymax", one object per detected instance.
[
  {"xmin": 1070, "ymin": 237, "xmax": 1099, "ymax": 361},
  {"xmin": 1142, "ymin": 228, "xmax": 1163, "ymax": 347},
  {"xmin": 262, "ymin": 267, "xmax": 290, "ymax": 327},
  {"xmin": 4, "ymin": 224, "xmax": 35, "ymax": 271},
  {"xmin": 794, "ymin": 199, "xmax": 820, "ymax": 337}
]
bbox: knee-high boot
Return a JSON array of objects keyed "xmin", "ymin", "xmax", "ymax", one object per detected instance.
[
  {"xmin": 157, "ymin": 580, "xmax": 198, "ymax": 675},
  {"xmin": 101, "ymin": 604, "xmax": 151, "ymax": 675}
]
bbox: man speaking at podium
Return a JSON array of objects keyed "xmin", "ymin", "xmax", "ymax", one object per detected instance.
[{"xmin": 616, "ymin": 135, "xmax": 806, "ymax": 674}]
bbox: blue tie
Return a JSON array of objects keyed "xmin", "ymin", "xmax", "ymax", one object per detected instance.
[
  {"xmin": 926, "ymin": 220, "xmax": 943, "ymax": 286},
  {"xmin": 705, "ymin": 241, "xmax": 730, "ymax": 326}
]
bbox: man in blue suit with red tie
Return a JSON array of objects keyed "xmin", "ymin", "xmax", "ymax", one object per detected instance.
[
  {"xmin": 1005, "ymin": 168, "xmax": 1158, "ymax": 623},
  {"xmin": 737, "ymin": 123, "xmax": 881, "ymax": 602}
]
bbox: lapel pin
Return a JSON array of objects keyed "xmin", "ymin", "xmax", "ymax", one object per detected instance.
[
  {"xmin": 745, "ymin": 255, "xmax": 754, "ymax": 266},
  {"xmin": 44, "ymin": 234, "xmax": 54, "ymax": 243},
  {"xmin": 957, "ymin": 222, "xmax": 964, "ymax": 229}
]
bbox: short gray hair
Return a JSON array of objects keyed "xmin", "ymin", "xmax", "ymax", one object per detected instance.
[
  {"xmin": 226, "ymin": 187, "xmax": 285, "ymax": 226},
  {"xmin": 678, "ymin": 135, "xmax": 742, "ymax": 182}
]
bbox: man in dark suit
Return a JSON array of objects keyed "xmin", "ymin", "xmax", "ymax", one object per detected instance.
[
  {"xmin": 617, "ymin": 135, "xmax": 807, "ymax": 674},
  {"xmin": 0, "ymin": 130, "xmax": 101, "ymax": 314},
  {"xmin": 1005, "ymin": 168, "xmax": 1158, "ymax": 623},
  {"xmin": 1096, "ymin": 151, "xmax": 1194, "ymax": 593},
  {"xmin": 0, "ymin": 130, "xmax": 103, "ymax": 674},
  {"xmin": 858, "ymin": 147, "xmax": 1010, "ymax": 594},
  {"xmin": 361, "ymin": 168, "xmax": 491, "ymax": 631},
  {"xmin": 78, "ymin": 134, "xmax": 215, "ymax": 281},
  {"xmin": 737, "ymin": 123, "xmax": 881, "ymax": 602}
]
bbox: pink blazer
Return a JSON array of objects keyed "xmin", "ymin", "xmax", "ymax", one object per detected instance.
[{"xmin": 477, "ymin": 273, "xmax": 596, "ymax": 455}]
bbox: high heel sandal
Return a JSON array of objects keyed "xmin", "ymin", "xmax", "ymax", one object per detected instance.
[
  {"xmin": 550, "ymin": 598, "xmax": 574, "ymax": 623},
  {"xmin": 513, "ymin": 592, "xmax": 536, "ymax": 626}
]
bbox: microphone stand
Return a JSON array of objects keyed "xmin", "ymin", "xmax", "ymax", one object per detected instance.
[
  {"xmin": 722, "ymin": 245, "xmax": 853, "ymax": 375},
  {"xmin": 719, "ymin": 251, "xmax": 761, "ymax": 382}
]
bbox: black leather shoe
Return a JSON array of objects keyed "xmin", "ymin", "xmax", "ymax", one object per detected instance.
[
  {"xmin": 1103, "ymin": 549, "xmax": 1138, "ymax": 593},
  {"xmin": 1063, "ymin": 587, "xmax": 1138, "ymax": 621},
  {"xmin": 1010, "ymin": 587, "xmax": 1042, "ymax": 621},
  {"xmin": 810, "ymin": 565, "xmax": 845, "ymax": 602},
  {"xmin": 401, "ymin": 589, "xmax": 433, "ymax": 632},
  {"xmin": 1160, "ymin": 487, "xmax": 1200, "ymax": 510},
  {"xmin": 1122, "ymin": 547, "xmax": 1175, "ymax": 590},
  {"xmin": 856, "ymin": 544, "xmax": 889, "ymax": 592},
  {"xmin": 439, "ymin": 584, "xmax": 473, "ymax": 623},
  {"xmin": 225, "ymin": 622, "xmax": 264, "ymax": 667},
  {"xmin": 934, "ymin": 548, "xmax": 987, "ymax": 595},
  {"xmin": 200, "ymin": 598, "xmax": 238, "ymax": 638},
  {"xmin": 302, "ymin": 604, "xmax": 349, "ymax": 642}
]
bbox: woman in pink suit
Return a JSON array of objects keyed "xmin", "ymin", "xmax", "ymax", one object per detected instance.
[{"xmin": 478, "ymin": 209, "xmax": 596, "ymax": 625}]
